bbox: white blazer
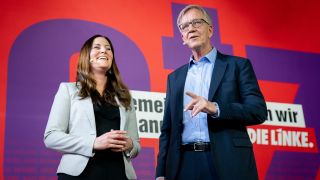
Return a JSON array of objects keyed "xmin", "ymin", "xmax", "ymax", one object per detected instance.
[{"xmin": 44, "ymin": 82, "xmax": 140, "ymax": 179}]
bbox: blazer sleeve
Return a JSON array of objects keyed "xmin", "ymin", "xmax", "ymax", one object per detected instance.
[
  {"xmin": 43, "ymin": 83, "xmax": 95, "ymax": 157},
  {"xmin": 124, "ymin": 100, "xmax": 141, "ymax": 159},
  {"xmin": 216, "ymin": 59, "xmax": 267, "ymax": 126}
]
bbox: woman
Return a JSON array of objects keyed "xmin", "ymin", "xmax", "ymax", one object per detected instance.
[{"xmin": 44, "ymin": 34, "xmax": 140, "ymax": 180}]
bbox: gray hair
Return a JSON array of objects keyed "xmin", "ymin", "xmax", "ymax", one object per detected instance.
[{"xmin": 177, "ymin": 5, "xmax": 212, "ymax": 29}]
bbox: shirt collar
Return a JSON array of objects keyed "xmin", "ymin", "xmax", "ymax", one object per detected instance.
[{"xmin": 188, "ymin": 47, "xmax": 217, "ymax": 69}]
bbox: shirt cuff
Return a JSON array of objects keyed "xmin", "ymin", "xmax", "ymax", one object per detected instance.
[{"xmin": 211, "ymin": 102, "xmax": 220, "ymax": 118}]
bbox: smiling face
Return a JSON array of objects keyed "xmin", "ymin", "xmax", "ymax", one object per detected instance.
[
  {"xmin": 180, "ymin": 8, "xmax": 213, "ymax": 51},
  {"xmin": 89, "ymin": 37, "xmax": 113, "ymax": 73}
]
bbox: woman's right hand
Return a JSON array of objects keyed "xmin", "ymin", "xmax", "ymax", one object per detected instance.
[{"xmin": 93, "ymin": 130, "xmax": 127, "ymax": 150}]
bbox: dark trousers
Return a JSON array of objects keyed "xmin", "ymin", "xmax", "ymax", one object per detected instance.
[{"xmin": 176, "ymin": 151, "xmax": 218, "ymax": 180}]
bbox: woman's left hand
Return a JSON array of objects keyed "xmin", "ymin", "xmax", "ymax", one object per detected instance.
[{"xmin": 111, "ymin": 131, "xmax": 133, "ymax": 152}]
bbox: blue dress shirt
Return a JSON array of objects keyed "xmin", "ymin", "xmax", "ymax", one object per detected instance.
[{"xmin": 182, "ymin": 48, "xmax": 217, "ymax": 144}]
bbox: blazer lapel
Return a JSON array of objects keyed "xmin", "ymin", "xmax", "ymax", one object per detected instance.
[
  {"xmin": 208, "ymin": 51, "xmax": 227, "ymax": 100},
  {"xmin": 174, "ymin": 65, "xmax": 189, "ymax": 123},
  {"xmin": 82, "ymin": 97, "xmax": 96, "ymax": 131},
  {"xmin": 115, "ymin": 97, "xmax": 126, "ymax": 130},
  {"xmin": 73, "ymin": 84, "xmax": 96, "ymax": 131}
]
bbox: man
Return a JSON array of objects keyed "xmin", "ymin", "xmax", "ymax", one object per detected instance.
[{"xmin": 156, "ymin": 4, "xmax": 267, "ymax": 180}]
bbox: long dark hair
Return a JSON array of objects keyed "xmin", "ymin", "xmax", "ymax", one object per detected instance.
[{"xmin": 76, "ymin": 34, "xmax": 132, "ymax": 110}]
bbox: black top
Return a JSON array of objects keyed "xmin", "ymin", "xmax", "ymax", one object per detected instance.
[
  {"xmin": 94, "ymin": 101, "xmax": 121, "ymax": 136},
  {"xmin": 58, "ymin": 101, "xmax": 127, "ymax": 180}
]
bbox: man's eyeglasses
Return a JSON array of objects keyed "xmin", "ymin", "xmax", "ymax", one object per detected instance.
[{"xmin": 179, "ymin": 19, "xmax": 210, "ymax": 32}]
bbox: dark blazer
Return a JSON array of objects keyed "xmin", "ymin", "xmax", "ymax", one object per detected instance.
[{"xmin": 156, "ymin": 51, "xmax": 267, "ymax": 180}]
